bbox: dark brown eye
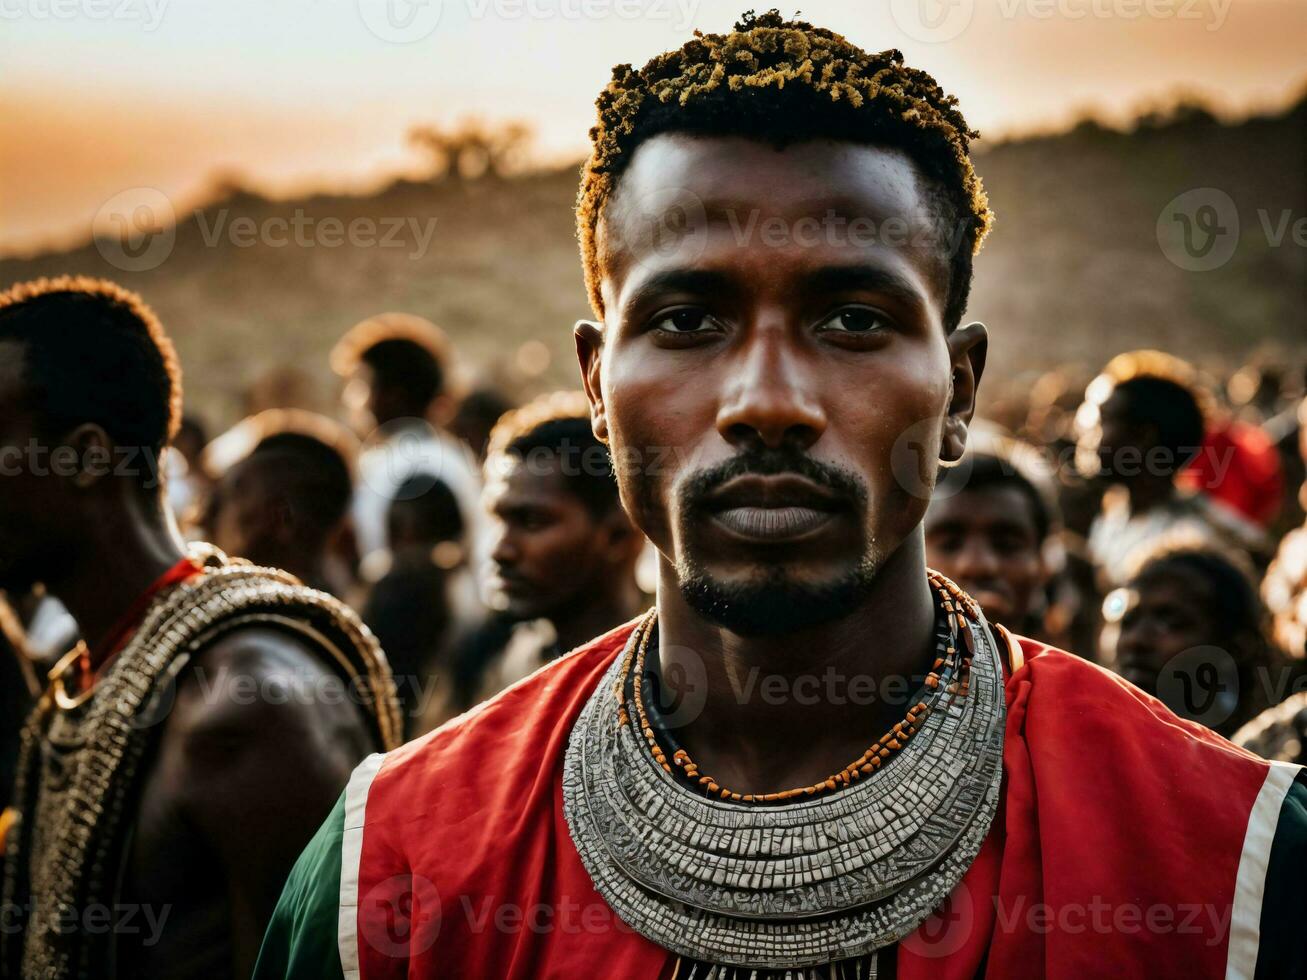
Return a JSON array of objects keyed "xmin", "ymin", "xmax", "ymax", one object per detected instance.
[
  {"xmin": 652, "ymin": 308, "xmax": 716, "ymax": 334},
  {"xmin": 818, "ymin": 307, "xmax": 888, "ymax": 333}
]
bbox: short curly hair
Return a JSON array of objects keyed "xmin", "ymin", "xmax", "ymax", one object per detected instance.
[
  {"xmin": 486, "ymin": 391, "xmax": 618, "ymax": 517},
  {"xmin": 576, "ymin": 9, "xmax": 993, "ymax": 330},
  {"xmin": 0, "ymin": 276, "xmax": 182, "ymax": 469}
]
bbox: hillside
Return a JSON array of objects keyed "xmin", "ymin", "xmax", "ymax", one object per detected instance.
[{"xmin": 2, "ymin": 100, "xmax": 1303, "ymax": 425}]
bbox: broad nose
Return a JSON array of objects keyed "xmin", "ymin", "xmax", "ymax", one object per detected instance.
[
  {"xmin": 716, "ymin": 327, "xmax": 826, "ymax": 451},
  {"xmin": 952, "ymin": 534, "xmax": 1001, "ymax": 579},
  {"xmin": 489, "ymin": 522, "xmax": 518, "ymax": 568}
]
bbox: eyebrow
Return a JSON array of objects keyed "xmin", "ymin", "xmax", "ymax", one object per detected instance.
[
  {"xmin": 801, "ymin": 265, "xmax": 928, "ymax": 312},
  {"xmin": 619, "ymin": 268, "xmax": 735, "ymax": 316}
]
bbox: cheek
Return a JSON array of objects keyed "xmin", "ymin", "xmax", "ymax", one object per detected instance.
[
  {"xmin": 1001, "ymin": 554, "xmax": 1043, "ymax": 586},
  {"xmin": 603, "ymin": 349, "xmax": 710, "ymax": 539},
  {"xmin": 855, "ymin": 355, "xmax": 952, "ymax": 505}
]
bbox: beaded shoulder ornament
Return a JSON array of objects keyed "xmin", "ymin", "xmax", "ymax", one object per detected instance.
[
  {"xmin": 1, "ymin": 546, "xmax": 402, "ymax": 980},
  {"xmin": 562, "ymin": 571, "xmax": 1005, "ymax": 974}
]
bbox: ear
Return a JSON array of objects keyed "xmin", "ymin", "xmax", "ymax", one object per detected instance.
[
  {"xmin": 940, "ymin": 321, "xmax": 988, "ymax": 463},
  {"xmin": 64, "ymin": 424, "xmax": 114, "ymax": 490},
  {"xmin": 574, "ymin": 319, "xmax": 608, "ymax": 444},
  {"xmin": 429, "ymin": 392, "xmax": 458, "ymax": 428}
]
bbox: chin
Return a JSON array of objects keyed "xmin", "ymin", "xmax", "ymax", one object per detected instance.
[{"xmin": 676, "ymin": 558, "xmax": 878, "ymax": 637}]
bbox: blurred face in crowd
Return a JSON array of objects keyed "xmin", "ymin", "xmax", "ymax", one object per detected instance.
[
  {"xmin": 484, "ymin": 455, "xmax": 630, "ymax": 621},
  {"xmin": 923, "ymin": 483, "xmax": 1046, "ymax": 625},
  {"xmin": 342, "ymin": 363, "xmax": 384, "ymax": 434},
  {"xmin": 1112, "ymin": 565, "xmax": 1224, "ymax": 696},
  {"xmin": 205, "ymin": 461, "xmax": 274, "ymax": 563},
  {"xmin": 1084, "ymin": 389, "xmax": 1145, "ymax": 482},
  {"xmin": 577, "ymin": 135, "xmax": 985, "ymax": 635}
]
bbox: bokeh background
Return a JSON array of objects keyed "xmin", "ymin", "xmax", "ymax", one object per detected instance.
[{"xmin": 2, "ymin": 0, "xmax": 1304, "ymax": 424}]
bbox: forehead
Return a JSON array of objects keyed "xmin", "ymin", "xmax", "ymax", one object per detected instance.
[
  {"xmin": 926, "ymin": 483, "xmax": 1039, "ymax": 534},
  {"xmin": 1133, "ymin": 566, "xmax": 1214, "ymax": 608},
  {"xmin": 485, "ymin": 456, "xmax": 573, "ymax": 505},
  {"xmin": 598, "ymin": 134, "xmax": 948, "ymax": 317}
]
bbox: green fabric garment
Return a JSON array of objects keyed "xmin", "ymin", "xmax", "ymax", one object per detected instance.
[
  {"xmin": 253, "ymin": 790, "xmax": 348, "ymax": 980},
  {"xmin": 1255, "ymin": 772, "xmax": 1307, "ymax": 980}
]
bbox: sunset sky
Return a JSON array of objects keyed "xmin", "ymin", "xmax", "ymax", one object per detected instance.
[{"xmin": 2, "ymin": 0, "xmax": 1303, "ymax": 254}]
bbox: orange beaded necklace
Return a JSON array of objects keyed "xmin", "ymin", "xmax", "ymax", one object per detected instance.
[{"xmin": 621, "ymin": 570, "xmax": 981, "ymax": 804}]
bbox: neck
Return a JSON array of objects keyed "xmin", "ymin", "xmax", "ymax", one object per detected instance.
[
  {"xmin": 250, "ymin": 543, "xmax": 327, "ymax": 592},
  {"xmin": 1125, "ymin": 474, "xmax": 1176, "ymax": 514},
  {"xmin": 654, "ymin": 533, "xmax": 937, "ymax": 796},
  {"xmin": 548, "ymin": 575, "xmax": 645, "ymax": 655},
  {"xmin": 48, "ymin": 495, "xmax": 186, "ymax": 667}
]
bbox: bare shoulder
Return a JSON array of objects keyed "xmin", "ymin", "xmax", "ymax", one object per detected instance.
[{"xmin": 166, "ymin": 625, "xmax": 369, "ymax": 749}]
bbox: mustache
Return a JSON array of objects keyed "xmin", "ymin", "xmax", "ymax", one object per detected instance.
[{"xmin": 679, "ymin": 447, "xmax": 867, "ymax": 511}]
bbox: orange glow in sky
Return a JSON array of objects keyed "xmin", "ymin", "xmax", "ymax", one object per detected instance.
[{"xmin": 2, "ymin": 0, "xmax": 1303, "ymax": 253}]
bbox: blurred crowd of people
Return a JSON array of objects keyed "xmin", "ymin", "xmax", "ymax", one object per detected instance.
[
  {"xmin": 0, "ymin": 290, "xmax": 1303, "ymax": 980},
  {"xmin": 7, "ymin": 315, "xmax": 1307, "ymax": 805},
  {"xmin": 4, "ymin": 311, "xmax": 1306, "ymax": 804}
]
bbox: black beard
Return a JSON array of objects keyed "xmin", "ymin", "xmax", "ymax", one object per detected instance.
[
  {"xmin": 675, "ymin": 557, "xmax": 879, "ymax": 636},
  {"xmin": 671, "ymin": 447, "xmax": 876, "ymax": 635}
]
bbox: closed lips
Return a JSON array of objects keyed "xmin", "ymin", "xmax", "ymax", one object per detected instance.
[{"xmin": 704, "ymin": 475, "xmax": 843, "ymax": 540}]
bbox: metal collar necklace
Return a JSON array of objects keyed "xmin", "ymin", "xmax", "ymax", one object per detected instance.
[{"xmin": 562, "ymin": 572, "xmax": 1005, "ymax": 971}]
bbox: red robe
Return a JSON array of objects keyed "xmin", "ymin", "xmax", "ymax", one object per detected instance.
[{"xmin": 255, "ymin": 621, "xmax": 1305, "ymax": 979}]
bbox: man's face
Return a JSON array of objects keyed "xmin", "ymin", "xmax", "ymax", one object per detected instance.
[
  {"xmin": 485, "ymin": 457, "xmax": 619, "ymax": 621},
  {"xmin": 1113, "ymin": 568, "xmax": 1220, "ymax": 696},
  {"xmin": 342, "ymin": 363, "xmax": 388, "ymax": 434},
  {"xmin": 580, "ymin": 134, "xmax": 982, "ymax": 635},
  {"xmin": 924, "ymin": 484, "xmax": 1045, "ymax": 625},
  {"xmin": 205, "ymin": 463, "xmax": 274, "ymax": 564},
  {"xmin": 1080, "ymin": 389, "xmax": 1151, "ymax": 483}
]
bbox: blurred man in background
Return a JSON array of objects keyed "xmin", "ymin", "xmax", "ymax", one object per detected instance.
[
  {"xmin": 331, "ymin": 312, "xmax": 481, "ymax": 567},
  {"xmin": 1077, "ymin": 350, "xmax": 1265, "ymax": 586},
  {"xmin": 0, "ymin": 277, "xmax": 400, "ymax": 980},
  {"xmin": 363, "ymin": 474, "xmax": 482, "ymax": 735},
  {"xmin": 1103, "ymin": 542, "xmax": 1276, "ymax": 738},
  {"xmin": 202, "ymin": 409, "xmax": 359, "ymax": 596},
  {"xmin": 471, "ymin": 391, "xmax": 645, "ymax": 700},
  {"xmin": 925, "ymin": 441, "xmax": 1056, "ymax": 640}
]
